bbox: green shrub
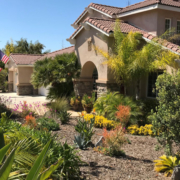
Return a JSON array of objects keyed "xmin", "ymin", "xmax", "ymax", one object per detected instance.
[
  {"xmin": 36, "ymin": 117, "xmax": 60, "ymax": 131},
  {"xmin": 94, "ymin": 91, "xmax": 141, "ymax": 125},
  {"xmin": 47, "ymin": 97, "xmax": 70, "ymax": 113},
  {"xmin": 150, "ymin": 70, "xmax": 180, "ymax": 155},
  {"xmin": 17, "ymin": 125, "xmax": 81, "ymax": 179},
  {"xmin": 58, "ymin": 110, "xmax": 71, "ymax": 124},
  {"xmin": 137, "ymin": 98, "xmax": 159, "ymax": 126},
  {"xmin": 47, "ymin": 82, "xmax": 74, "ymax": 101}
]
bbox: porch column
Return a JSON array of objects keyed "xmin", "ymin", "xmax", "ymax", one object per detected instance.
[
  {"xmin": 96, "ymin": 79, "xmax": 120, "ymax": 98},
  {"xmin": 73, "ymin": 78, "xmax": 94, "ymax": 97},
  {"xmin": 8, "ymin": 71, "xmax": 13, "ymax": 92}
]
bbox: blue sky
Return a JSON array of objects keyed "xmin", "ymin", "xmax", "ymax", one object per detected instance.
[{"xmin": 0, "ymin": 0, "xmax": 140, "ymax": 53}]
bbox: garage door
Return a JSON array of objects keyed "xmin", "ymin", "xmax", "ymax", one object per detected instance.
[{"xmin": 38, "ymin": 86, "xmax": 50, "ymax": 96}]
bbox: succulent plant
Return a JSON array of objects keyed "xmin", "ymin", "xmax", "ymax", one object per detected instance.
[{"xmin": 74, "ymin": 134, "xmax": 90, "ymax": 150}]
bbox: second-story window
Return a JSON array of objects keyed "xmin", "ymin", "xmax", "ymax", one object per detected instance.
[
  {"xmin": 177, "ymin": 21, "xmax": 180, "ymax": 34},
  {"xmin": 165, "ymin": 19, "xmax": 171, "ymax": 32}
]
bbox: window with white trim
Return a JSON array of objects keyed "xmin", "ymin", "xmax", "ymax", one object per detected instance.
[
  {"xmin": 147, "ymin": 71, "xmax": 163, "ymax": 98},
  {"xmin": 177, "ymin": 21, "xmax": 180, "ymax": 34},
  {"xmin": 165, "ymin": 19, "xmax": 171, "ymax": 32}
]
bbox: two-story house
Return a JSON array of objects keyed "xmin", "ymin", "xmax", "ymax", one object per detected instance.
[{"xmin": 67, "ymin": 0, "xmax": 180, "ymax": 98}]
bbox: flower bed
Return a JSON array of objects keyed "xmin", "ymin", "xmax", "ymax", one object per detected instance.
[
  {"xmin": 84, "ymin": 114, "xmax": 115, "ymax": 129},
  {"xmin": 128, "ymin": 124, "xmax": 155, "ymax": 136}
]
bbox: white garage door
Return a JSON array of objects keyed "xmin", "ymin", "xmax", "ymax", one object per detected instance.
[
  {"xmin": 38, "ymin": 86, "xmax": 50, "ymax": 96},
  {"xmin": 13, "ymin": 71, "xmax": 17, "ymax": 92}
]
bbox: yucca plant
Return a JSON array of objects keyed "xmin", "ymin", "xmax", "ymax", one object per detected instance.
[
  {"xmin": 154, "ymin": 155, "xmax": 180, "ymax": 177},
  {"xmin": 0, "ymin": 138, "xmax": 63, "ymax": 180}
]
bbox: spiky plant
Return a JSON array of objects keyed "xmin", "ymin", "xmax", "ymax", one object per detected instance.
[{"xmin": 154, "ymin": 155, "xmax": 180, "ymax": 177}]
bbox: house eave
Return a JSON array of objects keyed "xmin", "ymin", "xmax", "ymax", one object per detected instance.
[
  {"xmin": 118, "ymin": 4, "xmax": 180, "ymax": 18},
  {"xmin": 142, "ymin": 36, "xmax": 180, "ymax": 56}
]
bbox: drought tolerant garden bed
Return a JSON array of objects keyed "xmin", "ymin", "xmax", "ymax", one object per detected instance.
[{"xmin": 1, "ymin": 70, "xmax": 180, "ymax": 179}]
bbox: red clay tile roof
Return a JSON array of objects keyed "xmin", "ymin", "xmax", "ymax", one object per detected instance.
[
  {"xmin": 9, "ymin": 46, "xmax": 75, "ymax": 65},
  {"xmin": 37, "ymin": 46, "xmax": 75, "ymax": 60},
  {"xmin": 73, "ymin": 3, "xmax": 122, "ymax": 25},
  {"xmin": 10, "ymin": 54, "xmax": 43, "ymax": 65},
  {"xmin": 85, "ymin": 17, "xmax": 147, "ymax": 34},
  {"xmin": 73, "ymin": 0, "xmax": 180, "ymax": 25},
  {"xmin": 70, "ymin": 18, "xmax": 146, "ymax": 39},
  {"xmin": 70, "ymin": 17, "xmax": 180, "ymax": 54},
  {"xmin": 119, "ymin": 0, "xmax": 180, "ymax": 14},
  {"xmin": 89, "ymin": 3, "xmax": 122, "ymax": 16}
]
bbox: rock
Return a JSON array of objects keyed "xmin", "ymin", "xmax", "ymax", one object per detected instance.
[
  {"xmin": 171, "ymin": 165, "xmax": 180, "ymax": 180},
  {"xmin": 95, "ymin": 136, "xmax": 104, "ymax": 147}
]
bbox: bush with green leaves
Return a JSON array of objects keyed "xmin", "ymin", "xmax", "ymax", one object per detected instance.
[
  {"xmin": 137, "ymin": 98, "xmax": 159, "ymax": 126},
  {"xmin": 58, "ymin": 110, "xmax": 71, "ymax": 124},
  {"xmin": 0, "ymin": 69, "xmax": 7, "ymax": 92},
  {"xmin": 94, "ymin": 91, "xmax": 141, "ymax": 124},
  {"xmin": 17, "ymin": 125, "xmax": 81, "ymax": 179},
  {"xmin": 31, "ymin": 52, "xmax": 81, "ymax": 101},
  {"xmin": 1, "ymin": 112, "xmax": 82, "ymax": 179},
  {"xmin": 150, "ymin": 70, "xmax": 180, "ymax": 156},
  {"xmin": 36, "ymin": 117, "xmax": 60, "ymax": 131},
  {"xmin": 47, "ymin": 97, "xmax": 70, "ymax": 113}
]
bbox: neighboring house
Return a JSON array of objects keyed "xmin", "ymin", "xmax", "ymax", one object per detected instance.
[
  {"xmin": 6, "ymin": 46, "xmax": 75, "ymax": 96},
  {"xmin": 67, "ymin": 0, "xmax": 180, "ymax": 98}
]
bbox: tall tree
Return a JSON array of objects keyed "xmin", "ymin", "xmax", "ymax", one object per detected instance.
[{"xmin": 4, "ymin": 38, "xmax": 46, "ymax": 55}]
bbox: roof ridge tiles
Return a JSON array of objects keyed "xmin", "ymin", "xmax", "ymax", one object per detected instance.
[
  {"xmin": 10, "ymin": 53, "xmax": 43, "ymax": 56},
  {"xmin": 44, "ymin": 46, "xmax": 74, "ymax": 55},
  {"xmin": 87, "ymin": 17, "xmax": 122, "ymax": 22},
  {"xmin": 89, "ymin": 2, "xmax": 122, "ymax": 9}
]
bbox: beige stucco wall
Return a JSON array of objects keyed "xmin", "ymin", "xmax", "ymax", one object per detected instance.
[
  {"xmin": 8, "ymin": 71, "xmax": 13, "ymax": 83},
  {"xmin": 76, "ymin": 9, "xmax": 107, "ymax": 26},
  {"xmin": 7, "ymin": 57, "xmax": 16, "ymax": 71},
  {"xmin": 75, "ymin": 27, "xmax": 109, "ymax": 80},
  {"xmin": 121, "ymin": 10, "xmax": 158, "ymax": 36},
  {"xmin": 18, "ymin": 67, "xmax": 33, "ymax": 84},
  {"xmin": 157, "ymin": 9, "xmax": 180, "ymax": 36}
]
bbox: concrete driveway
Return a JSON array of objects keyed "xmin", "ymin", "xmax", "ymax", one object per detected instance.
[
  {"xmin": 0, "ymin": 92, "xmax": 49, "ymax": 105},
  {"xmin": 0, "ymin": 92, "xmax": 79, "ymax": 117}
]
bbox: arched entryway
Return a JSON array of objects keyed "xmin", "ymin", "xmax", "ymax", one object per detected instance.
[{"xmin": 73, "ymin": 61, "xmax": 99, "ymax": 97}]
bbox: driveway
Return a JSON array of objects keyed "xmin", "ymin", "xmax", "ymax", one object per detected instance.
[
  {"xmin": 0, "ymin": 92, "xmax": 79, "ymax": 117},
  {"xmin": 0, "ymin": 92, "xmax": 48, "ymax": 105}
]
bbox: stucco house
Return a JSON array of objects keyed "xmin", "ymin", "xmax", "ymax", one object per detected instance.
[
  {"xmin": 6, "ymin": 46, "xmax": 74, "ymax": 96},
  {"xmin": 66, "ymin": 0, "xmax": 180, "ymax": 98},
  {"xmin": 6, "ymin": 0, "xmax": 180, "ymax": 98}
]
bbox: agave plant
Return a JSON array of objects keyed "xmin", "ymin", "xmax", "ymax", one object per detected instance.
[
  {"xmin": 154, "ymin": 155, "xmax": 180, "ymax": 177},
  {"xmin": 74, "ymin": 134, "xmax": 90, "ymax": 150}
]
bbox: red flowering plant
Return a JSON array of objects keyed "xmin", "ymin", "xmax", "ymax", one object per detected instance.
[
  {"xmin": 23, "ymin": 115, "xmax": 37, "ymax": 129},
  {"xmin": 94, "ymin": 125, "xmax": 127, "ymax": 156},
  {"xmin": 115, "ymin": 105, "xmax": 131, "ymax": 128}
]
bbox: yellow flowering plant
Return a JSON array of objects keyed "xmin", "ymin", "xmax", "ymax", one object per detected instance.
[
  {"xmin": 83, "ymin": 114, "xmax": 116, "ymax": 130},
  {"xmin": 128, "ymin": 124, "xmax": 155, "ymax": 136}
]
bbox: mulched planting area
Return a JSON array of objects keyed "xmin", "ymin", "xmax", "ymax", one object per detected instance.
[{"xmin": 53, "ymin": 117, "xmax": 171, "ymax": 180}]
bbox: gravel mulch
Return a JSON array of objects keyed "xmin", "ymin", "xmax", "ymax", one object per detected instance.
[{"xmin": 53, "ymin": 117, "xmax": 171, "ymax": 180}]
